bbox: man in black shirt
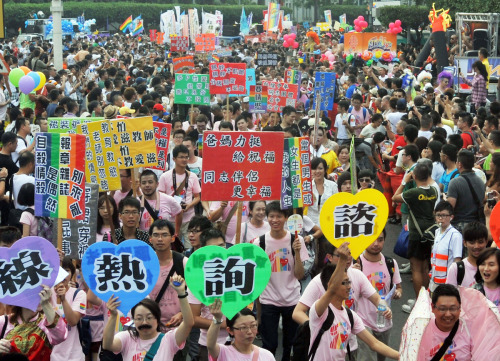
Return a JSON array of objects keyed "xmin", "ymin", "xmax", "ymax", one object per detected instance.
[{"xmin": 0, "ymin": 132, "xmax": 19, "ymax": 224}]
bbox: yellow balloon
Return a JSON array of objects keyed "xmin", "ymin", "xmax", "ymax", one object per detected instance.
[
  {"xmin": 319, "ymin": 189, "xmax": 389, "ymax": 259},
  {"xmin": 298, "ymin": 58, "xmax": 304, "ymax": 64},
  {"xmin": 34, "ymin": 71, "xmax": 46, "ymax": 91}
]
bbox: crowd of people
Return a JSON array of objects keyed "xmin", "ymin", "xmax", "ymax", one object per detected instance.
[{"xmin": 0, "ymin": 17, "xmax": 499, "ymax": 361}]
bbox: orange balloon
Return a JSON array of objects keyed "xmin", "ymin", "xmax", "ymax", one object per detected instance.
[{"xmin": 19, "ymin": 66, "xmax": 31, "ymax": 75}]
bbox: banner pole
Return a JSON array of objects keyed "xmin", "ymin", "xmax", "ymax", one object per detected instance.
[{"xmin": 235, "ymin": 201, "xmax": 243, "ymax": 244}]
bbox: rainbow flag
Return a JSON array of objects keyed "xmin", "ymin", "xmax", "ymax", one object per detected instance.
[
  {"xmin": 132, "ymin": 20, "xmax": 144, "ymax": 36},
  {"xmin": 285, "ymin": 69, "xmax": 302, "ymax": 84},
  {"xmin": 267, "ymin": 2, "xmax": 280, "ymax": 31},
  {"xmin": 119, "ymin": 15, "xmax": 132, "ymax": 32},
  {"xmin": 79, "ymin": 303, "xmax": 86, "ymax": 310}
]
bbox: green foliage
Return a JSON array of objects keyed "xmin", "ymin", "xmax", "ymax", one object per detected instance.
[
  {"xmin": 378, "ymin": 6, "xmax": 429, "ymax": 30},
  {"xmin": 5, "ymin": 2, "xmax": 287, "ymax": 35},
  {"xmin": 318, "ymin": 5, "xmax": 366, "ymax": 23}
]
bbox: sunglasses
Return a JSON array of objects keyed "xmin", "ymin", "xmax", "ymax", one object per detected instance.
[{"xmin": 359, "ymin": 178, "xmax": 372, "ymax": 183}]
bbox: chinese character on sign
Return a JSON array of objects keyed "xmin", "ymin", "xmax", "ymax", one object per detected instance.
[
  {"xmin": 95, "ymin": 253, "xmax": 147, "ymax": 292},
  {"xmin": 334, "ymin": 203, "xmax": 377, "ymax": 238},
  {"xmin": 203, "ymin": 257, "xmax": 256, "ymax": 297}
]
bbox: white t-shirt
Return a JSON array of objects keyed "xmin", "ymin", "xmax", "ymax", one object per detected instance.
[
  {"xmin": 12, "ymin": 173, "xmax": 35, "ymax": 209},
  {"xmin": 418, "ymin": 130, "xmax": 433, "ymax": 139},
  {"xmin": 11, "ymin": 135, "xmax": 28, "ymax": 164},
  {"xmin": 360, "ymin": 124, "xmax": 386, "ymax": 142},
  {"xmin": 432, "ymin": 161, "xmax": 445, "ymax": 185},
  {"xmin": 51, "ymin": 287, "xmax": 87, "ymax": 361},
  {"xmin": 309, "ymin": 302, "xmax": 365, "ymax": 361},
  {"xmin": 386, "ymin": 112, "xmax": 406, "ymax": 133},
  {"xmin": 334, "ymin": 113, "xmax": 355, "ymax": 140},
  {"xmin": 253, "ymin": 232, "xmax": 309, "ymax": 307},
  {"xmin": 446, "ymin": 258, "xmax": 477, "ymax": 288},
  {"xmin": 0, "ymin": 89, "xmax": 7, "ymax": 120},
  {"xmin": 187, "ymin": 157, "xmax": 203, "ymax": 179},
  {"xmin": 430, "ymin": 225, "xmax": 463, "ymax": 288},
  {"xmin": 209, "ymin": 345, "xmax": 275, "ymax": 361}
]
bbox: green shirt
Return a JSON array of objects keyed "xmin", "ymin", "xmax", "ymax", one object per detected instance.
[
  {"xmin": 483, "ymin": 149, "xmax": 500, "ymax": 171},
  {"xmin": 19, "ymin": 91, "xmax": 35, "ymax": 111}
]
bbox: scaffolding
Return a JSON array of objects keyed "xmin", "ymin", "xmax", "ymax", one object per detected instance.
[{"xmin": 456, "ymin": 13, "xmax": 499, "ymax": 56}]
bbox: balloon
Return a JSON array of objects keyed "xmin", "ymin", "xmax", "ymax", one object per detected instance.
[
  {"xmin": 354, "ymin": 19, "xmax": 359, "ymax": 26},
  {"xmin": 361, "ymin": 21, "xmax": 368, "ymax": 28},
  {"xmin": 355, "ymin": 26, "xmax": 362, "ymax": 32},
  {"xmin": 283, "ymin": 41, "xmax": 290, "ymax": 48},
  {"xmin": 395, "ymin": 19, "xmax": 402, "ymax": 26},
  {"xmin": 328, "ymin": 54, "xmax": 335, "ymax": 61},
  {"xmin": 298, "ymin": 58, "xmax": 304, "ymax": 64},
  {"xmin": 19, "ymin": 66, "xmax": 30, "ymax": 75},
  {"xmin": 310, "ymin": 56, "xmax": 315, "ymax": 62},
  {"xmin": 367, "ymin": 59, "xmax": 373, "ymax": 66},
  {"xmin": 26, "ymin": 71, "xmax": 41, "ymax": 90},
  {"xmin": 34, "ymin": 71, "xmax": 46, "ymax": 91},
  {"xmin": 290, "ymin": 33, "xmax": 296, "ymax": 40},
  {"xmin": 8, "ymin": 68, "xmax": 24, "ymax": 87},
  {"xmin": 19, "ymin": 75, "xmax": 35, "ymax": 94},
  {"xmin": 293, "ymin": 41, "xmax": 299, "ymax": 49},
  {"xmin": 325, "ymin": 50, "xmax": 332, "ymax": 57},
  {"xmin": 375, "ymin": 50, "xmax": 382, "ymax": 59},
  {"xmin": 346, "ymin": 54, "xmax": 353, "ymax": 62}
]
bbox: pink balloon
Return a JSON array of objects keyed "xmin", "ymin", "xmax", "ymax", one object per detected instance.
[
  {"xmin": 396, "ymin": 27, "xmax": 402, "ymax": 33},
  {"xmin": 325, "ymin": 50, "xmax": 332, "ymax": 56},
  {"xmin": 284, "ymin": 34, "xmax": 290, "ymax": 41},
  {"xmin": 328, "ymin": 54, "xmax": 335, "ymax": 61},
  {"xmin": 355, "ymin": 26, "xmax": 362, "ymax": 32},
  {"xmin": 389, "ymin": 22, "xmax": 395, "ymax": 28},
  {"xmin": 361, "ymin": 21, "xmax": 368, "ymax": 28},
  {"xmin": 290, "ymin": 33, "xmax": 296, "ymax": 40},
  {"xmin": 283, "ymin": 41, "xmax": 290, "ymax": 48},
  {"xmin": 395, "ymin": 20, "xmax": 401, "ymax": 26},
  {"xmin": 354, "ymin": 19, "xmax": 359, "ymax": 25},
  {"xmin": 387, "ymin": 28, "xmax": 393, "ymax": 34},
  {"xmin": 293, "ymin": 41, "xmax": 299, "ymax": 49}
]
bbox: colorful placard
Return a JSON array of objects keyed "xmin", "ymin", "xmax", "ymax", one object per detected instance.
[
  {"xmin": 110, "ymin": 117, "xmax": 158, "ymax": 169},
  {"xmin": 185, "ymin": 244, "xmax": 272, "ymax": 319},
  {"xmin": 261, "ymin": 80, "xmax": 298, "ymax": 112},
  {"xmin": 0, "ymin": 237, "xmax": 60, "ymax": 311},
  {"xmin": 344, "ymin": 33, "xmax": 397, "ymax": 55},
  {"xmin": 319, "ymin": 189, "xmax": 389, "ymax": 259},
  {"xmin": 78, "ymin": 120, "xmax": 121, "ymax": 192},
  {"xmin": 170, "ymin": 36, "xmax": 189, "ymax": 52},
  {"xmin": 313, "ymin": 72, "xmax": 336, "ymax": 111},
  {"xmin": 174, "ymin": 73, "xmax": 210, "ymax": 106},
  {"xmin": 209, "ymin": 63, "xmax": 247, "ymax": 95},
  {"xmin": 35, "ymin": 133, "xmax": 86, "ymax": 220},
  {"xmin": 216, "ymin": 48, "xmax": 232, "ymax": 57},
  {"xmin": 61, "ymin": 183, "xmax": 98, "ymax": 259},
  {"xmin": 151, "ymin": 122, "xmax": 172, "ymax": 171},
  {"xmin": 256, "ymin": 52, "xmax": 278, "ymax": 67},
  {"xmin": 281, "ymin": 137, "xmax": 313, "ymax": 209},
  {"xmin": 201, "ymin": 131, "xmax": 284, "ymax": 201},
  {"xmin": 48, "ymin": 117, "xmax": 103, "ymax": 134},
  {"xmin": 82, "ymin": 239, "xmax": 160, "ymax": 315},
  {"xmin": 285, "ymin": 69, "xmax": 302, "ymax": 85},
  {"xmin": 229, "ymin": 68, "xmax": 256, "ymax": 97},
  {"xmin": 195, "ymin": 33, "xmax": 216, "ymax": 52},
  {"xmin": 316, "ymin": 22, "xmax": 331, "ymax": 31},
  {"xmin": 173, "ymin": 55, "xmax": 195, "ymax": 73},
  {"xmin": 249, "ymin": 85, "xmax": 268, "ymax": 114}
]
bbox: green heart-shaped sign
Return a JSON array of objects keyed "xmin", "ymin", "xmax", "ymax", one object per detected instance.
[{"xmin": 185, "ymin": 243, "xmax": 272, "ymax": 319}]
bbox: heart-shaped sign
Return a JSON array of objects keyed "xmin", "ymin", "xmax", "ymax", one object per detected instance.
[
  {"xmin": 0, "ymin": 236, "xmax": 59, "ymax": 311},
  {"xmin": 489, "ymin": 203, "xmax": 500, "ymax": 248},
  {"xmin": 82, "ymin": 239, "xmax": 160, "ymax": 315},
  {"xmin": 320, "ymin": 189, "xmax": 388, "ymax": 259},
  {"xmin": 185, "ymin": 243, "xmax": 271, "ymax": 319}
]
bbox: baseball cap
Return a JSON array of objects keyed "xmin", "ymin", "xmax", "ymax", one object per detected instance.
[
  {"xmin": 153, "ymin": 104, "xmax": 164, "ymax": 112},
  {"xmin": 243, "ymin": 97, "xmax": 249, "ymax": 103},
  {"xmin": 119, "ymin": 106, "xmax": 135, "ymax": 115}
]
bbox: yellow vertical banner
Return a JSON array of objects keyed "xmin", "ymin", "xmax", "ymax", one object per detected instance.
[{"xmin": 0, "ymin": 0, "xmax": 4, "ymax": 39}]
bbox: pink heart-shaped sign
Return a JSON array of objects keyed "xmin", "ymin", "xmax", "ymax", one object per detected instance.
[{"xmin": 0, "ymin": 237, "xmax": 59, "ymax": 311}]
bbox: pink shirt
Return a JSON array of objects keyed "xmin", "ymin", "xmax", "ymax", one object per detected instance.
[
  {"xmin": 232, "ymin": 221, "xmax": 270, "ymax": 244},
  {"xmin": 97, "ymin": 226, "xmax": 112, "ymax": 243},
  {"xmin": 423, "ymin": 317, "xmax": 473, "ymax": 360},
  {"xmin": 187, "ymin": 290, "xmax": 229, "ymax": 347},
  {"xmin": 309, "ymin": 302, "xmax": 365, "ymax": 361},
  {"xmin": 158, "ymin": 170, "xmax": 201, "ymax": 223},
  {"xmin": 446, "ymin": 258, "xmax": 477, "ymax": 288},
  {"xmin": 252, "ymin": 231, "xmax": 309, "ymax": 307},
  {"xmin": 86, "ymin": 300, "xmax": 106, "ymax": 342},
  {"xmin": 51, "ymin": 287, "xmax": 87, "ymax": 361},
  {"xmin": 149, "ymin": 257, "xmax": 188, "ymax": 327},
  {"xmin": 139, "ymin": 193, "xmax": 183, "ymax": 231},
  {"xmin": 115, "ymin": 329, "xmax": 183, "ymax": 361},
  {"xmin": 210, "ymin": 201, "xmax": 249, "ymax": 244},
  {"xmin": 356, "ymin": 254, "xmax": 402, "ymax": 331},
  {"xmin": 209, "ymin": 345, "xmax": 275, "ymax": 361},
  {"xmin": 114, "ymin": 189, "xmax": 133, "ymax": 206},
  {"xmin": 484, "ymin": 285, "xmax": 500, "ymax": 307},
  {"xmin": 19, "ymin": 206, "xmax": 37, "ymax": 236},
  {"xmin": 349, "ymin": 107, "xmax": 371, "ymax": 136}
]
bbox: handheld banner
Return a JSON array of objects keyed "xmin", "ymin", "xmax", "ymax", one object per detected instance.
[
  {"xmin": 195, "ymin": 33, "xmax": 216, "ymax": 52},
  {"xmin": 82, "ymin": 239, "xmax": 160, "ymax": 315},
  {"xmin": 174, "ymin": 73, "xmax": 210, "ymax": 106},
  {"xmin": 201, "ymin": 131, "xmax": 284, "ymax": 201},
  {"xmin": 313, "ymin": 72, "xmax": 336, "ymax": 111},
  {"xmin": 344, "ymin": 33, "xmax": 397, "ymax": 55},
  {"xmin": 0, "ymin": 237, "xmax": 60, "ymax": 311},
  {"xmin": 173, "ymin": 55, "xmax": 195, "ymax": 74},
  {"xmin": 261, "ymin": 80, "xmax": 298, "ymax": 112},
  {"xmin": 110, "ymin": 117, "xmax": 158, "ymax": 169},
  {"xmin": 185, "ymin": 243, "xmax": 272, "ymax": 319},
  {"xmin": 249, "ymin": 85, "xmax": 268, "ymax": 114},
  {"xmin": 151, "ymin": 122, "xmax": 172, "ymax": 171},
  {"xmin": 281, "ymin": 137, "xmax": 313, "ymax": 209},
  {"xmin": 35, "ymin": 133, "xmax": 86, "ymax": 219},
  {"xmin": 319, "ymin": 189, "xmax": 389, "ymax": 259},
  {"xmin": 48, "ymin": 117, "xmax": 103, "ymax": 134},
  {"xmin": 229, "ymin": 68, "xmax": 255, "ymax": 97},
  {"xmin": 285, "ymin": 69, "xmax": 302, "ymax": 85},
  {"xmin": 61, "ymin": 183, "xmax": 98, "ymax": 259},
  {"xmin": 256, "ymin": 52, "xmax": 278, "ymax": 67},
  {"xmin": 287, "ymin": 214, "xmax": 304, "ymax": 233},
  {"xmin": 209, "ymin": 63, "xmax": 247, "ymax": 95},
  {"xmin": 78, "ymin": 120, "xmax": 121, "ymax": 192},
  {"xmin": 489, "ymin": 202, "xmax": 500, "ymax": 248},
  {"xmin": 170, "ymin": 36, "xmax": 189, "ymax": 52}
]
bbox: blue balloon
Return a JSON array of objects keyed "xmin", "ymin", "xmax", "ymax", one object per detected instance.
[{"xmin": 27, "ymin": 72, "xmax": 41, "ymax": 89}]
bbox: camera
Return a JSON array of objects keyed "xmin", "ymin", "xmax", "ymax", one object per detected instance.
[
  {"xmin": 487, "ymin": 192, "xmax": 497, "ymax": 208},
  {"xmin": 381, "ymin": 121, "xmax": 388, "ymax": 126}
]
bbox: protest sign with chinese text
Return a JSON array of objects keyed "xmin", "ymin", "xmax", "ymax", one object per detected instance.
[
  {"xmin": 78, "ymin": 120, "xmax": 120, "ymax": 192},
  {"xmin": 209, "ymin": 63, "xmax": 247, "ymax": 95},
  {"xmin": 0, "ymin": 237, "xmax": 60, "ymax": 311},
  {"xmin": 185, "ymin": 244, "xmax": 271, "ymax": 319},
  {"xmin": 48, "ymin": 117, "xmax": 103, "ymax": 134},
  {"xmin": 173, "ymin": 55, "xmax": 195, "ymax": 73},
  {"xmin": 256, "ymin": 52, "xmax": 278, "ymax": 67},
  {"xmin": 61, "ymin": 183, "xmax": 98, "ymax": 259},
  {"xmin": 313, "ymin": 72, "xmax": 336, "ymax": 111},
  {"xmin": 35, "ymin": 133, "xmax": 86, "ymax": 220},
  {"xmin": 151, "ymin": 122, "xmax": 172, "ymax": 171},
  {"xmin": 111, "ymin": 117, "xmax": 158, "ymax": 169},
  {"xmin": 261, "ymin": 80, "xmax": 298, "ymax": 112},
  {"xmin": 82, "ymin": 239, "xmax": 160, "ymax": 314},
  {"xmin": 170, "ymin": 36, "xmax": 189, "ymax": 52},
  {"xmin": 201, "ymin": 131, "xmax": 283, "ymax": 201},
  {"xmin": 229, "ymin": 68, "xmax": 255, "ymax": 97},
  {"xmin": 284, "ymin": 69, "xmax": 302, "ymax": 85},
  {"xmin": 174, "ymin": 73, "xmax": 210, "ymax": 106},
  {"xmin": 249, "ymin": 85, "xmax": 268, "ymax": 114},
  {"xmin": 319, "ymin": 189, "xmax": 389, "ymax": 259},
  {"xmin": 195, "ymin": 33, "xmax": 216, "ymax": 52},
  {"xmin": 281, "ymin": 137, "xmax": 313, "ymax": 209}
]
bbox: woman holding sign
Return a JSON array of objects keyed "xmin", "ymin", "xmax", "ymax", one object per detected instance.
[
  {"xmin": 206, "ymin": 300, "xmax": 275, "ymax": 361},
  {"xmin": 102, "ymin": 275, "xmax": 194, "ymax": 361}
]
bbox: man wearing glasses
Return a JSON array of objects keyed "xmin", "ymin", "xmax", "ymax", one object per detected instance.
[{"xmin": 115, "ymin": 197, "xmax": 151, "ymax": 246}]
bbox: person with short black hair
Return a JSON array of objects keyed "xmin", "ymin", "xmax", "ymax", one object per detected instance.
[
  {"xmin": 185, "ymin": 216, "xmax": 213, "ymax": 256},
  {"xmin": 12, "ymin": 117, "xmax": 34, "ymax": 164},
  {"xmin": 12, "ymin": 152, "xmax": 35, "ymax": 210},
  {"xmin": 114, "ymin": 197, "xmax": 151, "ymax": 245}
]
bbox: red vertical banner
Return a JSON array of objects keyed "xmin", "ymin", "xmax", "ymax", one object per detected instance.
[
  {"xmin": 209, "ymin": 63, "xmax": 247, "ymax": 95},
  {"xmin": 151, "ymin": 122, "xmax": 172, "ymax": 171}
]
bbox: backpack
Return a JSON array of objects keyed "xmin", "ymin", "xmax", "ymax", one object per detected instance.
[
  {"xmin": 292, "ymin": 306, "xmax": 354, "ymax": 361},
  {"xmin": 25, "ymin": 208, "xmax": 54, "ymax": 242},
  {"xmin": 348, "ymin": 105, "xmax": 369, "ymax": 121},
  {"xmin": 358, "ymin": 256, "xmax": 395, "ymax": 290},
  {"xmin": 73, "ymin": 289, "xmax": 92, "ymax": 356},
  {"xmin": 463, "ymin": 131, "xmax": 478, "ymax": 152},
  {"xmin": 259, "ymin": 233, "xmax": 295, "ymax": 258},
  {"xmin": 154, "ymin": 251, "xmax": 185, "ymax": 303},
  {"xmin": 456, "ymin": 260, "xmax": 466, "ymax": 286}
]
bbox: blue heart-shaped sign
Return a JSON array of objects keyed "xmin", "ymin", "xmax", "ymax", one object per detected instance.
[
  {"xmin": 82, "ymin": 239, "xmax": 160, "ymax": 315},
  {"xmin": 0, "ymin": 236, "xmax": 60, "ymax": 311}
]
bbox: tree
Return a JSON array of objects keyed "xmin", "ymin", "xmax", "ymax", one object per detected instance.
[{"xmin": 378, "ymin": 6, "xmax": 429, "ymax": 44}]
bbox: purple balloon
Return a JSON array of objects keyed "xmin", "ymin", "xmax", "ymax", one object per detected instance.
[
  {"xmin": 19, "ymin": 75, "xmax": 36, "ymax": 94},
  {"xmin": 0, "ymin": 236, "xmax": 60, "ymax": 311}
]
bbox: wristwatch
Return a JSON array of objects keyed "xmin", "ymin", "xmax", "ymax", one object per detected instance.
[{"xmin": 212, "ymin": 317, "xmax": 223, "ymax": 325}]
